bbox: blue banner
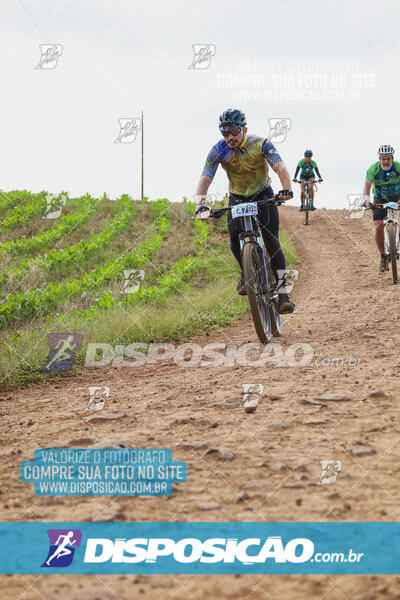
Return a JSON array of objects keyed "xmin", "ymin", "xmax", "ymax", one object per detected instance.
[{"xmin": 0, "ymin": 522, "xmax": 399, "ymax": 574}]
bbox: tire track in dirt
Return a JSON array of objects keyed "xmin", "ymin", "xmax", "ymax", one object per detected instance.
[{"xmin": 2, "ymin": 207, "xmax": 400, "ymax": 599}]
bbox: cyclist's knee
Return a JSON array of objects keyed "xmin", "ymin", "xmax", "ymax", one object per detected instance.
[
  {"xmin": 228, "ymin": 221, "xmax": 238, "ymax": 236},
  {"xmin": 229, "ymin": 231, "xmax": 240, "ymax": 247},
  {"xmin": 265, "ymin": 237, "xmax": 283, "ymax": 256},
  {"xmin": 230, "ymin": 238, "xmax": 238, "ymax": 249}
]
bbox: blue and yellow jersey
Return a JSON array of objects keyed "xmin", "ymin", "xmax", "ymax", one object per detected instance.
[{"xmin": 201, "ymin": 134, "xmax": 282, "ymax": 197}]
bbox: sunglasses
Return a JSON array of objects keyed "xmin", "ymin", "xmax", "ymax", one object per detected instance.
[{"xmin": 221, "ymin": 127, "xmax": 242, "ymax": 138}]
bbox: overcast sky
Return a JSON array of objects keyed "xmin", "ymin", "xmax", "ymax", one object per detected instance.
[{"xmin": 1, "ymin": 0, "xmax": 399, "ymax": 208}]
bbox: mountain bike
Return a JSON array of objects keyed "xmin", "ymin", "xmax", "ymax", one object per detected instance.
[
  {"xmin": 366, "ymin": 200, "xmax": 400, "ymax": 284},
  {"xmin": 294, "ymin": 179, "xmax": 322, "ymax": 225},
  {"xmin": 199, "ymin": 197, "xmax": 284, "ymax": 344}
]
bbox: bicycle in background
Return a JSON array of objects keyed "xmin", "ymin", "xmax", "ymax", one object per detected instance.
[{"xmin": 294, "ymin": 179, "xmax": 322, "ymax": 225}]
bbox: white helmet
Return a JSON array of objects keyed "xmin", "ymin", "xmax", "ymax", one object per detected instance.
[{"xmin": 378, "ymin": 144, "xmax": 394, "ymax": 156}]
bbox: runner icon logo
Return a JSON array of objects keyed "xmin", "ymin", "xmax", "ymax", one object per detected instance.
[
  {"xmin": 276, "ymin": 269, "xmax": 299, "ymax": 294},
  {"xmin": 35, "ymin": 44, "xmax": 63, "ymax": 69},
  {"xmin": 346, "ymin": 194, "xmax": 367, "ymax": 219},
  {"xmin": 317, "ymin": 460, "xmax": 342, "ymax": 485},
  {"xmin": 122, "ymin": 269, "xmax": 145, "ymax": 294},
  {"xmin": 114, "ymin": 118, "xmax": 142, "ymax": 143},
  {"xmin": 267, "ymin": 118, "xmax": 291, "ymax": 143},
  {"xmin": 43, "ymin": 333, "xmax": 83, "ymax": 373},
  {"xmin": 188, "ymin": 44, "xmax": 216, "ymax": 70},
  {"xmin": 87, "ymin": 386, "xmax": 110, "ymax": 411},
  {"xmin": 43, "ymin": 193, "xmax": 67, "ymax": 219},
  {"xmin": 41, "ymin": 529, "xmax": 82, "ymax": 568}
]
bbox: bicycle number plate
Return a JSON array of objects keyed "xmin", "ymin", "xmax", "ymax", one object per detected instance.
[
  {"xmin": 231, "ymin": 202, "xmax": 258, "ymax": 219},
  {"xmin": 383, "ymin": 201, "xmax": 399, "ymax": 210}
]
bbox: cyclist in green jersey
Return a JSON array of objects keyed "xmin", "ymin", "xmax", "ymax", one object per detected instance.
[
  {"xmin": 363, "ymin": 144, "xmax": 400, "ymax": 273},
  {"xmin": 293, "ymin": 150, "xmax": 323, "ymax": 211}
]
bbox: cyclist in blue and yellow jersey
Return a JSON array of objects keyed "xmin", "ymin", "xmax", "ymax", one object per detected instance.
[
  {"xmin": 363, "ymin": 144, "xmax": 400, "ymax": 273},
  {"xmin": 293, "ymin": 150, "xmax": 323, "ymax": 211},
  {"xmin": 194, "ymin": 108, "xmax": 295, "ymax": 314}
]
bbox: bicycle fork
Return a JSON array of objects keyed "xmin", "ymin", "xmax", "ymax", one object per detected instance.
[{"xmin": 239, "ymin": 215, "xmax": 269, "ymax": 296}]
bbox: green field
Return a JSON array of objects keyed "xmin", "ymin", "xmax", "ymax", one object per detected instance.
[{"xmin": 0, "ymin": 191, "xmax": 297, "ymax": 389}]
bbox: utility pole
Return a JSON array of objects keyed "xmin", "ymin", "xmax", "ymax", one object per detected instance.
[{"xmin": 141, "ymin": 109, "xmax": 144, "ymax": 200}]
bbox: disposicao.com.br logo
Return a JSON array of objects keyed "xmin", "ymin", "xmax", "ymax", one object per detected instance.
[
  {"xmin": 82, "ymin": 538, "xmax": 364, "ymax": 566},
  {"xmin": 83, "ymin": 536, "xmax": 315, "ymax": 564},
  {"xmin": 45, "ymin": 535, "xmax": 365, "ymax": 569},
  {"xmin": 41, "ymin": 532, "xmax": 321, "ymax": 568}
]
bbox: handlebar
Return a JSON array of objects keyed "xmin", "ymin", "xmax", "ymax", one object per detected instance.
[
  {"xmin": 364, "ymin": 201, "xmax": 398, "ymax": 210},
  {"xmin": 293, "ymin": 179, "xmax": 323, "ymax": 184},
  {"xmin": 209, "ymin": 197, "xmax": 285, "ymax": 219}
]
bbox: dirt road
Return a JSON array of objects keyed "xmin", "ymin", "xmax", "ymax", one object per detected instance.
[{"xmin": 1, "ymin": 206, "xmax": 400, "ymax": 599}]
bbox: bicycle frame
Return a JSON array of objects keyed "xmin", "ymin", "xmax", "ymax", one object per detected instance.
[
  {"xmin": 238, "ymin": 214, "xmax": 270, "ymax": 293},
  {"xmin": 370, "ymin": 201, "xmax": 400, "ymax": 253},
  {"xmin": 204, "ymin": 197, "xmax": 281, "ymax": 295},
  {"xmin": 366, "ymin": 200, "xmax": 400, "ymax": 283},
  {"xmin": 303, "ymin": 180, "xmax": 318, "ymax": 194},
  {"xmin": 383, "ymin": 207, "xmax": 400, "ymax": 254}
]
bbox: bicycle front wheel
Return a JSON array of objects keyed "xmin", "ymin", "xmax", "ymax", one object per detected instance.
[
  {"xmin": 388, "ymin": 222, "xmax": 398, "ymax": 284},
  {"xmin": 242, "ymin": 242, "xmax": 272, "ymax": 344},
  {"xmin": 267, "ymin": 262, "xmax": 282, "ymax": 338},
  {"xmin": 304, "ymin": 187, "xmax": 309, "ymax": 225}
]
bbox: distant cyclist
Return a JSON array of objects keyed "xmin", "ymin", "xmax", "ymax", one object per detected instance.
[
  {"xmin": 363, "ymin": 144, "xmax": 400, "ymax": 273},
  {"xmin": 194, "ymin": 108, "xmax": 295, "ymax": 314},
  {"xmin": 293, "ymin": 150, "xmax": 323, "ymax": 211}
]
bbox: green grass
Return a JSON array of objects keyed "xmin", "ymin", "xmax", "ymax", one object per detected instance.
[
  {"xmin": 0, "ymin": 198, "xmax": 297, "ymax": 390},
  {"xmin": 279, "ymin": 227, "xmax": 298, "ymax": 267}
]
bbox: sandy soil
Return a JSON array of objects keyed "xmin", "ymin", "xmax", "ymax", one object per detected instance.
[{"xmin": 1, "ymin": 206, "xmax": 400, "ymax": 599}]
